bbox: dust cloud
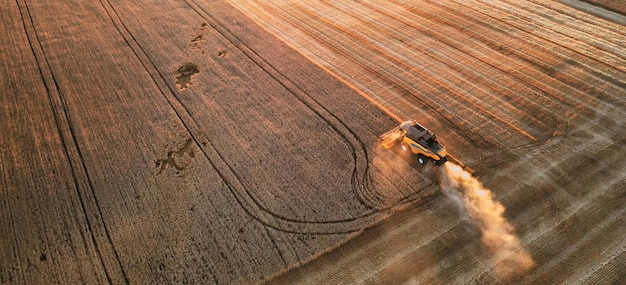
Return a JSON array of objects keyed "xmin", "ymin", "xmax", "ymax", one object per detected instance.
[{"xmin": 439, "ymin": 163, "xmax": 535, "ymax": 279}]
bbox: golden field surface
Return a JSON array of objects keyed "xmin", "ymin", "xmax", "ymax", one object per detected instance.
[{"xmin": 1, "ymin": 0, "xmax": 624, "ymax": 284}]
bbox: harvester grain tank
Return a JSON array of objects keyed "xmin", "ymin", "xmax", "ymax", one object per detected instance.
[{"xmin": 378, "ymin": 120, "xmax": 448, "ymax": 165}]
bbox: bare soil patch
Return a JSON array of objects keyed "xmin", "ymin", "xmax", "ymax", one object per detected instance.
[{"xmin": 175, "ymin": 63, "xmax": 199, "ymax": 90}]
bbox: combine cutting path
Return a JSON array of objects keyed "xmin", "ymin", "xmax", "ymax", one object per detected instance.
[{"xmin": 226, "ymin": 0, "xmax": 626, "ymax": 284}]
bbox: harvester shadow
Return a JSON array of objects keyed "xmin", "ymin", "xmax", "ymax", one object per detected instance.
[{"xmin": 387, "ymin": 143, "xmax": 442, "ymax": 185}]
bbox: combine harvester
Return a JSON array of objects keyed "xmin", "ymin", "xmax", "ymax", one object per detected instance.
[{"xmin": 379, "ymin": 120, "xmax": 448, "ymax": 166}]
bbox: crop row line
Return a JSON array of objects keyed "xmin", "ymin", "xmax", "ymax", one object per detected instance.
[{"xmin": 487, "ymin": 0, "xmax": 625, "ymax": 59}]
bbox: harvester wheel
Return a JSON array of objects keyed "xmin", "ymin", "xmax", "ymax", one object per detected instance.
[{"xmin": 417, "ymin": 155, "xmax": 427, "ymax": 165}]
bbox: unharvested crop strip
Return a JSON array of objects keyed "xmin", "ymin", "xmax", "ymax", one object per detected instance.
[
  {"xmin": 264, "ymin": 226, "xmax": 288, "ymax": 267},
  {"xmin": 15, "ymin": 0, "xmax": 128, "ymax": 284}
]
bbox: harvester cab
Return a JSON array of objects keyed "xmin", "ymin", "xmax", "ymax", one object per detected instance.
[{"xmin": 378, "ymin": 120, "xmax": 448, "ymax": 165}]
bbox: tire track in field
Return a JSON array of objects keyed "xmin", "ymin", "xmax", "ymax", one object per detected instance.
[
  {"xmin": 15, "ymin": 0, "xmax": 128, "ymax": 284},
  {"xmin": 101, "ymin": 0, "xmax": 391, "ymax": 235}
]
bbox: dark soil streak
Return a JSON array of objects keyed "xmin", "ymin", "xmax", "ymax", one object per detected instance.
[
  {"xmin": 155, "ymin": 138, "xmax": 195, "ymax": 174},
  {"xmin": 264, "ymin": 226, "xmax": 289, "ymax": 268},
  {"xmin": 175, "ymin": 63, "xmax": 199, "ymax": 90}
]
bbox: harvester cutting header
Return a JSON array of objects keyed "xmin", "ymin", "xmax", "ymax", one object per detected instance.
[{"xmin": 378, "ymin": 120, "xmax": 448, "ymax": 165}]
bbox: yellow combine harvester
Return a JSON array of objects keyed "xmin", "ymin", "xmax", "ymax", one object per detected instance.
[{"xmin": 378, "ymin": 120, "xmax": 448, "ymax": 165}]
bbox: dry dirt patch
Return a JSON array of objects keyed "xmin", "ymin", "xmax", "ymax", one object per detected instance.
[{"xmin": 175, "ymin": 63, "xmax": 199, "ymax": 90}]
